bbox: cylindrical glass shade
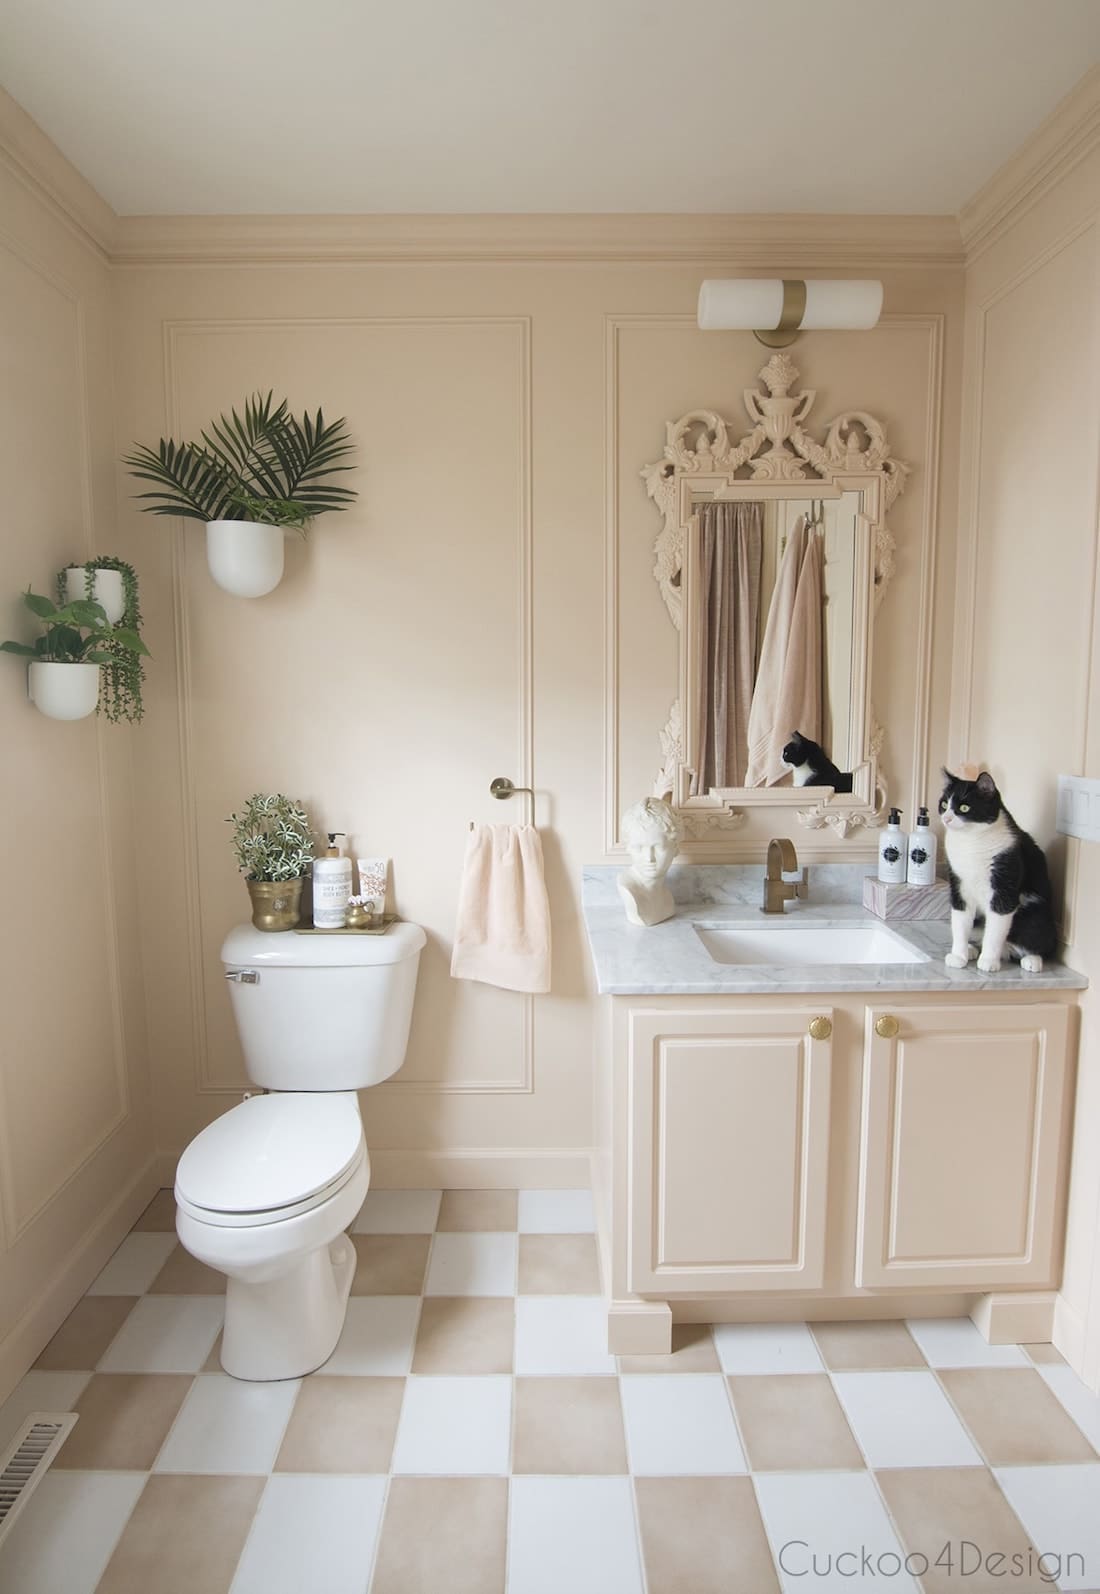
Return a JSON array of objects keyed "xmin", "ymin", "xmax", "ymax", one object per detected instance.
[{"xmin": 697, "ymin": 279, "xmax": 882, "ymax": 332}]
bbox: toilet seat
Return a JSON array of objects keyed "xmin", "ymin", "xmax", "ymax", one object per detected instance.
[{"xmin": 176, "ymin": 1091, "xmax": 365, "ymax": 1228}]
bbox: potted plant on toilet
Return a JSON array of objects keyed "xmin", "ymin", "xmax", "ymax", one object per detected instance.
[
  {"xmin": 57, "ymin": 556, "xmax": 146, "ymax": 721},
  {"xmin": 1, "ymin": 590, "xmax": 150, "ymax": 721},
  {"xmin": 228, "ymin": 792, "xmax": 315, "ymax": 930},
  {"xmin": 123, "ymin": 392, "xmax": 357, "ymax": 597}
]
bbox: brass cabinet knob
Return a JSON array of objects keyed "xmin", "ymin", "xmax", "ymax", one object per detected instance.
[
  {"xmin": 808, "ymin": 1015, "xmax": 832, "ymax": 1041},
  {"xmin": 875, "ymin": 1014, "xmax": 900, "ymax": 1039}
]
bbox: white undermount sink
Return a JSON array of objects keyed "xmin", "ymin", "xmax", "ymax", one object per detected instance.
[{"xmin": 694, "ymin": 919, "xmax": 931, "ymax": 967}]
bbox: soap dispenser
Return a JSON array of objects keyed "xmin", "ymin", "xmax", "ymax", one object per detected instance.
[
  {"xmin": 878, "ymin": 809, "xmax": 907, "ymax": 884},
  {"xmin": 313, "ymin": 832, "xmax": 352, "ymax": 928},
  {"xmin": 906, "ymin": 806, "xmax": 938, "ymax": 886}
]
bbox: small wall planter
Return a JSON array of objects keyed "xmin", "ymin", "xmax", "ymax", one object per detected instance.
[
  {"xmin": 28, "ymin": 661, "xmax": 100, "ymax": 720},
  {"xmin": 205, "ymin": 520, "xmax": 285, "ymax": 598},
  {"xmin": 61, "ymin": 566, "xmax": 125, "ymax": 624}
]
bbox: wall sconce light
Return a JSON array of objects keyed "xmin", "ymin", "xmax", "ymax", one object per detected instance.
[{"xmin": 697, "ymin": 279, "xmax": 883, "ymax": 348}]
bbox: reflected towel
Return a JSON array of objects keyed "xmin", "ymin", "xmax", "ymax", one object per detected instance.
[
  {"xmin": 744, "ymin": 517, "xmax": 824, "ymax": 787},
  {"xmin": 451, "ymin": 824, "xmax": 551, "ymax": 994}
]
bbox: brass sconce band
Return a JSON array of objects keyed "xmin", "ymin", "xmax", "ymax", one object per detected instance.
[{"xmin": 754, "ymin": 280, "xmax": 807, "ymax": 349}]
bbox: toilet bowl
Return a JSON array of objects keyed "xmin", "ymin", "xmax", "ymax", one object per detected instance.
[{"xmin": 173, "ymin": 921, "xmax": 425, "ymax": 1380}]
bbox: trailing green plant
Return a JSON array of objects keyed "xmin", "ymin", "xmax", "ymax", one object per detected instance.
[
  {"xmin": 1, "ymin": 590, "xmax": 149, "ymax": 677},
  {"xmin": 124, "ymin": 392, "xmax": 357, "ymax": 533},
  {"xmin": 57, "ymin": 556, "xmax": 146, "ymax": 723},
  {"xmin": 227, "ymin": 793, "xmax": 314, "ymax": 882}
]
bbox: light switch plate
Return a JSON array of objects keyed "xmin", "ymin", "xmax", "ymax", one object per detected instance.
[{"xmin": 1056, "ymin": 774, "xmax": 1100, "ymax": 843}]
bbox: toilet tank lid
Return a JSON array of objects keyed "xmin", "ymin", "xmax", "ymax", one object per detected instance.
[{"xmin": 222, "ymin": 920, "xmax": 426, "ymax": 968}]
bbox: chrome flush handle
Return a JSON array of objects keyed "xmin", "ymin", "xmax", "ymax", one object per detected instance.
[{"xmin": 225, "ymin": 969, "xmax": 260, "ymax": 984}]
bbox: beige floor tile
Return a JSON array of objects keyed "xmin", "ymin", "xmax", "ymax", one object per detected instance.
[
  {"xmin": 275, "ymin": 1375, "xmax": 403, "ymax": 1472},
  {"xmin": 635, "ymin": 1476, "xmax": 780, "ymax": 1594},
  {"xmin": 148, "ymin": 1243, "xmax": 227, "ymax": 1294},
  {"xmin": 730, "ymin": 1374, "xmax": 864, "ymax": 1471},
  {"xmin": 412, "ymin": 1297, "xmax": 514, "ymax": 1373},
  {"xmin": 437, "ymin": 1190, "xmax": 518, "ymax": 1232},
  {"xmin": 54, "ymin": 1373, "xmax": 193, "ymax": 1470},
  {"xmin": 513, "ymin": 1377, "xmax": 627, "ymax": 1473},
  {"xmin": 1023, "ymin": 1341, "xmax": 1066, "ymax": 1365},
  {"xmin": 371, "ymin": 1476, "xmax": 507, "ymax": 1594},
  {"xmin": 33, "ymin": 1296, "xmax": 135, "ymax": 1371},
  {"xmin": 349, "ymin": 1234, "xmax": 430, "ymax": 1294},
  {"xmin": 518, "ymin": 1234, "xmax": 601, "ymax": 1294},
  {"xmin": 877, "ymin": 1467, "xmax": 1040, "ymax": 1593},
  {"xmin": 812, "ymin": 1320, "xmax": 926, "ymax": 1370},
  {"xmin": 939, "ymin": 1367, "xmax": 1098, "ymax": 1464},
  {"xmin": 131, "ymin": 1188, "xmax": 177, "ymax": 1231},
  {"xmin": 618, "ymin": 1325, "xmax": 720, "ymax": 1374},
  {"xmin": 96, "ymin": 1474, "xmax": 264, "ymax": 1594}
]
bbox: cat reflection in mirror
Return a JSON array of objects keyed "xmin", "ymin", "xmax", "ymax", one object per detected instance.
[
  {"xmin": 939, "ymin": 769, "xmax": 1057, "ymax": 974},
  {"xmin": 781, "ymin": 731, "xmax": 854, "ymax": 793}
]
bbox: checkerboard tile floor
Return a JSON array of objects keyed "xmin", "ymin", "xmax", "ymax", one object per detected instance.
[{"xmin": 2, "ymin": 1188, "xmax": 1100, "ymax": 1592}]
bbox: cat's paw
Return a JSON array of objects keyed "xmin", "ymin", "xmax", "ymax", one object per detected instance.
[
  {"xmin": 977, "ymin": 952, "xmax": 1002, "ymax": 974},
  {"xmin": 1020, "ymin": 954, "xmax": 1044, "ymax": 973},
  {"xmin": 945, "ymin": 951, "xmax": 970, "ymax": 969}
]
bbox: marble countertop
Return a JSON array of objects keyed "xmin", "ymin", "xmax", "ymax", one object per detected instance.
[{"xmin": 581, "ymin": 867, "xmax": 1089, "ymax": 996}]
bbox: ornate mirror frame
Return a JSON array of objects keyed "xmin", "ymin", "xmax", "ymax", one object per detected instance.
[{"xmin": 643, "ymin": 353, "xmax": 911, "ymax": 839}]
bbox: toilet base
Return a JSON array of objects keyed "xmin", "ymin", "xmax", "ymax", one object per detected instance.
[{"xmin": 220, "ymin": 1232, "xmax": 357, "ymax": 1381}]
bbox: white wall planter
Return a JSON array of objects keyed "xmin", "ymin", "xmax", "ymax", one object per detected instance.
[
  {"xmin": 205, "ymin": 520, "xmax": 285, "ymax": 597},
  {"xmin": 28, "ymin": 661, "xmax": 100, "ymax": 720},
  {"xmin": 61, "ymin": 567, "xmax": 125, "ymax": 624}
]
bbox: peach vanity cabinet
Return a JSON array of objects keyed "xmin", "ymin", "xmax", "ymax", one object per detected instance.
[{"xmin": 593, "ymin": 991, "xmax": 1078, "ymax": 1354}]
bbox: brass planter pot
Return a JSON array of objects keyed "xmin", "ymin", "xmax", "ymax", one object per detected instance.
[{"xmin": 246, "ymin": 877, "xmax": 303, "ymax": 932}]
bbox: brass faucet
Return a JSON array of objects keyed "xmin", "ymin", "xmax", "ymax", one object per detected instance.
[{"xmin": 762, "ymin": 837, "xmax": 805, "ymax": 914}]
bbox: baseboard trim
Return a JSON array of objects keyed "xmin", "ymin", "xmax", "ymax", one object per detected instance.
[
  {"xmin": 971, "ymin": 1290, "xmax": 1056, "ymax": 1345},
  {"xmin": 0, "ymin": 1156, "xmax": 161, "ymax": 1404},
  {"xmin": 674, "ymin": 1293, "xmax": 975, "ymax": 1325},
  {"xmin": 1053, "ymin": 1291, "xmax": 1089, "ymax": 1377},
  {"xmin": 155, "ymin": 1146, "xmax": 590, "ymax": 1192}
]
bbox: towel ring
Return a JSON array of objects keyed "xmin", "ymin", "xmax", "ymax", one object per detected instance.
[{"xmin": 469, "ymin": 776, "xmax": 536, "ymax": 829}]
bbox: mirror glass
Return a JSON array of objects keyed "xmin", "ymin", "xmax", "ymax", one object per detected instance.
[{"xmin": 687, "ymin": 489, "xmax": 864, "ymax": 796}]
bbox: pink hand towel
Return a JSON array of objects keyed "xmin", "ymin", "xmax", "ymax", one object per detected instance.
[{"xmin": 451, "ymin": 824, "xmax": 551, "ymax": 994}]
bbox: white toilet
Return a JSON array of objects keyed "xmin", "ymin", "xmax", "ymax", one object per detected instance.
[{"xmin": 173, "ymin": 920, "xmax": 426, "ymax": 1381}]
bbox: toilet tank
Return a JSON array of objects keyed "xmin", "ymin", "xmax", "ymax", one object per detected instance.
[{"xmin": 220, "ymin": 921, "xmax": 426, "ymax": 1091}]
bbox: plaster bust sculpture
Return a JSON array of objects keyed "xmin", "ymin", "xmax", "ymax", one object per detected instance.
[{"xmin": 618, "ymin": 797, "xmax": 682, "ymax": 926}]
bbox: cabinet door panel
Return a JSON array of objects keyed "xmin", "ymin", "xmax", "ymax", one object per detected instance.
[
  {"xmin": 856, "ymin": 1004, "xmax": 1071, "ymax": 1289},
  {"xmin": 628, "ymin": 1009, "xmax": 832, "ymax": 1294}
]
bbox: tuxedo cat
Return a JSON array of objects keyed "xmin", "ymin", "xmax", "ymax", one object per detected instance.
[
  {"xmin": 781, "ymin": 731, "xmax": 854, "ymax": 793},
  {"xmin": 939, "ymin": 769, "xmax": 1057, "ymax": 974}
]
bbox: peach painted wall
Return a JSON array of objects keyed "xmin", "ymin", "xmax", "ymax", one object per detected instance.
[
  {"xmin": 109, "ymin": 255, "xmax": 963, "ymax": 1181},
  {"xmin": 952, "ymin": 136, "xmax": 1100, "ymax": 1388},
  {"xmin": 0, "ymin": 124, "xmax": 156, "ymax": 1399}
]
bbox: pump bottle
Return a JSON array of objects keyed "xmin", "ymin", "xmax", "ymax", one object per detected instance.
[
  {"xmin": 906, "ymin": 806, "xmax": 938, "ymax": 886},
  {"xmin": 878, "ymin": 809, "xmax": 907, "ymax": 884},
  {"xmin": 313, "ymin": 832, "xmax": 352, "ymax": 928}
]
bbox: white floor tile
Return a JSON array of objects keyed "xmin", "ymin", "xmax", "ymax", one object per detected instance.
[
  {"xmin": 507, "ymin": 1476, "xmax": 644, "ymax": 1594},
  {"xmin": 994, "ymin": 1464, "xmax": 1100, "ymax": 1591},
  {"xmin": 0, "ymin": 1371, "xmax": 91, "ymax": 1449},
  {"xmin": 230, "ymin": 1475, "xmax": 386, "ymax": 1594},
  {"xmin": 831, "ymin": 1370, "xmax": 982, "ymax": 1468},
  {"xmin": 517, "ymin": 1190, "xmax": 596, "ymax": 1235},
  {"xmin": 713, "ymin": 1322, "xmax": 824, "ymax": 1375},
  {"xmin": 514, "ymin": 1297, "xmax": 616, "ymax": 1376},
  {"xmin": 86, "ymin": 1232, "xmax": 177, "ymax": 1296},
  {"xmin": 755, "ymin": 1471, "xmax": 920, "ymax": 1594},
  {"xmin": 620, "ymin": 1373, "xmax": 746, "ymax": 1475},
  {"xmin": 905, "ymin": 1317, "xmax": 1028, "ymax": 1367},
  {"xmin": 153, "ymin": 1372, "xmax": 300, "ymax": 1474},
  {"xmin": 1038, "ymin": 1364, "xmax": 1100, "ymax": 1453},
  {"xmin": 392, "ymin": 1375, "xmax": 512, "ymax": 1474},
  {"xmin": 321, "ymin": 1296, "xmax": 422, "ymax": 1375},
  {"xmin": 0, "ymin": 1470, "xmax": 146, "ymax": 1594},
  {"xmin": 96, "ymin": 1296, "xmax": 223, "ymax": 1373},
  {"xmin": 351, "ymin": 1189, "xmax": 442, "ymax": 1234},
  {"xmin": 424, "ymin": 1232, "xmax": 517, "ymax": 1297}
]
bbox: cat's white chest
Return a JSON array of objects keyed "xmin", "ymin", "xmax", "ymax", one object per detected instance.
[{"xmin": 944, "ymin": 819, "xmax": 1012, "ymax": 911}]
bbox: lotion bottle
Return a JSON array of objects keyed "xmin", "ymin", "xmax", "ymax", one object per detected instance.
[
  {"xmin": 313, "ymin": 832, "xmax": 352, "ymax": 928},
  {"xmin": 906, "ymin": 805, "xmax": 938, "ymax": 885},
  {"xmin": 878, "ymin": 808, "xmax": 907, "ymax": 884}
]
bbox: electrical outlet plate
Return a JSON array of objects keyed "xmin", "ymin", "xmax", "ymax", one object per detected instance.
[{"xmin": 1056, "ymin": 774, "xmax": 1100, "ymax": 844}]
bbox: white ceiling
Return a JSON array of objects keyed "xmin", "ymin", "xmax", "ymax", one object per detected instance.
[{"xmin": 1, "ymin": 0, "xmax": 1098, "ymax": 216}]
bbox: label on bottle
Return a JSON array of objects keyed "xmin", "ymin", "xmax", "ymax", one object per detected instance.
[{"xmin": 314, "ymin": 872, "xmax": 351, "ymax": 928}]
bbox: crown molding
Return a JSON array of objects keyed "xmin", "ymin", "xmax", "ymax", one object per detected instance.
[
  {"xmin": 0, "ymin": 85, "xmax": 118, "ymax": 260},
  {"xmin": 109, "ymin": 211, "xmax": 964, "ymax": 268},
  {"xmin": 960, "ymin": 65, "xmax": 1100, "ymax": 263}
]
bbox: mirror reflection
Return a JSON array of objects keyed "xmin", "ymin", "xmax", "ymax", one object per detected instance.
[{"xmin": 689, "ymin": 490, "xmax": 862, "ymax": 794}]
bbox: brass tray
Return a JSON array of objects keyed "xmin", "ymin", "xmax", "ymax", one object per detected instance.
[{"xmin": 293, "ymin": 915, "xmax": 398, "ymax": 936}]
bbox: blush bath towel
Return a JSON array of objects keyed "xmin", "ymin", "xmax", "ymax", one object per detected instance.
[{"xmin": 450, "ymin": 823, "xmax": 551, "ymax": 994}]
